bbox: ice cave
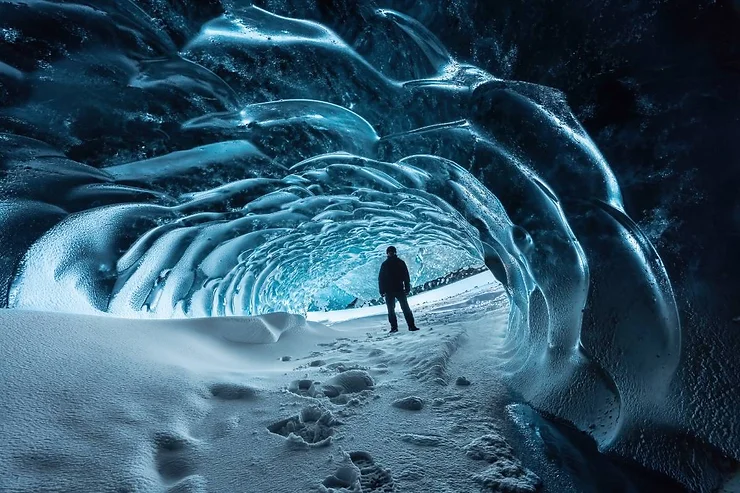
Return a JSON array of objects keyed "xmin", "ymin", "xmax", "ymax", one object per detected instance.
[{"xmin": 1, "ymin": 1, "xmax": 738, "ymax": 492}]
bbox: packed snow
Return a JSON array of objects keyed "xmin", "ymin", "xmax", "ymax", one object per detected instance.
[
  {"xmin": 1, "ymin": 273, "xmax": 535, "ymax": 492},
  {"xmin": 1, "ymin": 273, "xmax": 684, "ymax": 492}
]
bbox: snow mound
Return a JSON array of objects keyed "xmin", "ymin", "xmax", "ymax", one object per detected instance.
[
  {"xmin": 0, "ymin": 309, "xmax": 341, "ymax": 491},
  {"xmin": 210, "ymin": 312, "xmax": 307, "ymax": 343},
  {"xmin": 391, "ymin": 396, "xmax": 424, "ymax": 411},
  {"xmin": 322, "ymin": 370, "xmax": 375, "ymax": 397}
]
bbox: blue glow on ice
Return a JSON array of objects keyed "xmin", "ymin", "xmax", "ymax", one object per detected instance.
[{"xmin": 0, "ymin": 0, "xmax": 684, "ymax": 469}]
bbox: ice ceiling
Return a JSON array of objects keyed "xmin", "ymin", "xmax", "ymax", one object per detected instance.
[{"xmin": 0, "ymin": 0, "xmax": 708, "ymax": 486}]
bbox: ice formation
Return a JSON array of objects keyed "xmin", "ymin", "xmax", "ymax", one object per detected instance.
[{"xmin": 0, "ymin": 0, "xmax": 728, "ymax": 487}]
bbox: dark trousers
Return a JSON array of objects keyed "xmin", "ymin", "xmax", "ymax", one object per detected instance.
[{"xmin": 385, "ymin": 292, "xmax": 415, "ymax": 330}]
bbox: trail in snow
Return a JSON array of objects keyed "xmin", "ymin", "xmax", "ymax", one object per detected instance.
[
  {"xmin": 0, "ymin": 273, "xmax": 683, "ymax": 492},
  {"xmin": 307, "ymin": 281, "xmax": 539, "ymax": 492}
]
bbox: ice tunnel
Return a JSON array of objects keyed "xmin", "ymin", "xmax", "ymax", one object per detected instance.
[{"xmin": 0, "ymin": 0, "xmax": 737, "ymax": 490}]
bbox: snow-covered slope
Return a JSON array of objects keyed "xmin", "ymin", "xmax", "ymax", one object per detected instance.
[
  {"xmin": 0, "ymin": 279, "xmax": 524, "ymax": 492},
  {"xmin": 1, "ymin": 276, "xmax": 686, "ymax": 492}
]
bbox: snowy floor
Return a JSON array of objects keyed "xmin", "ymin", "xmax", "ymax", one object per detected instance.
[{"xmin": 1, "ymin": 274, "xmax": 682, "ymax": 492}]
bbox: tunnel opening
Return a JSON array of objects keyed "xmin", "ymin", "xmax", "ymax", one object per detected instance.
[
  {"xmin": 306, "ymin": 268, "xmax": 503, "ymax": 325},
  {"xmin": 7, "ymin": 151, "xmax": 510, "ymax": 321}
]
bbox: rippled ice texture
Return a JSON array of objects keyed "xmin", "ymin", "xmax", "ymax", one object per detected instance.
[{"xmin": 0, "ymin": 0, "xmax": 711, "ymax": 487}]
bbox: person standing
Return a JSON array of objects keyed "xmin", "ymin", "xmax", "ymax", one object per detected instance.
[{"xmin": 378, "ymin": 246, "xmax": 419, "ymax": 333}]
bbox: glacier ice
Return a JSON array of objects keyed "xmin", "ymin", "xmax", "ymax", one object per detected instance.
[{"xmin": 0, "ymin": 0, "xmax": 732, "ymax": 488}]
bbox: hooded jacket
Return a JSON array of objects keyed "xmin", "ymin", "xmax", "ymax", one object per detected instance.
[{"xmin": 378, "ymin": 256, "xmax": 411, "ymax": 296}]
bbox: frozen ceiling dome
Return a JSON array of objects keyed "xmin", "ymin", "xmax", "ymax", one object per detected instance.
[
  {"xmin": 1, "ymin": 1, "xmax": 729, "ymax": 489},
  {"xmin": 8, "ymin": 147, "xmax": 488, "ymax": 317}
]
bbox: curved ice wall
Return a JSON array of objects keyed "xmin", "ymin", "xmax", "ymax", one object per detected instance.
[{"xmin": 0, "ymin": 0, "xmax": 733, "ymax": 488}]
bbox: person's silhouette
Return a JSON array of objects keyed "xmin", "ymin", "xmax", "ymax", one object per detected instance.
[{"xmin": 378, "ymin": 246, "xmax": 418, "ymax": 333}]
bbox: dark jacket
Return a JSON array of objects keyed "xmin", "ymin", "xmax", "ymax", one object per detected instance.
[{"xmin": 378, "ymin": 256, "xmax": 411, "ymax": 296}]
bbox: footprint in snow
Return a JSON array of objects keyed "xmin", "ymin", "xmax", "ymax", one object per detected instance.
[
  {"xmin": 321, "ymin": 452, "xmax": 395, "ymax": 492},
  {"xmin": 267, "ymin": 405, "xmax": 340, "ymax": 449},
  {"xmin": 152, "ymin": 432, "xmax": 206, "ymax": 492}
]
